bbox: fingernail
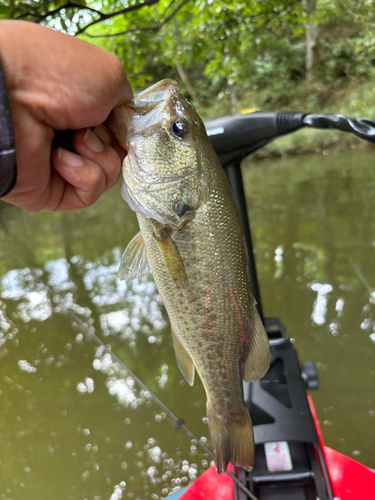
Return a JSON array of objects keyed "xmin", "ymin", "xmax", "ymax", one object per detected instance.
[
  {"xmin": 82, "ymin": 128, "xmax": 104, "ymax": 153},
  {"xmin": 57, "ymin": 148, "xmax": 83, "ymax": 167},
  {"xmin": 94, "ymin": 125, "xmax": 111, "ymax": 145}
]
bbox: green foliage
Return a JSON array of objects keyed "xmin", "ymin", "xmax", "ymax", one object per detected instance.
[{"xmin": 2, "ymin": 0, "xmax": 375, "ymax": 116}]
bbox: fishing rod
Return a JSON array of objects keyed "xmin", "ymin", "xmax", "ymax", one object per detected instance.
[
  {"xmin": 13, "ymin": 255, "xmax": 258, "ymax": 500},
  {"xmin": 71, "ymin": 310, "xmax": 258, "ymax": 500},
  {"xmin": 349, "ymin": 258, "xmax": 374, "ymax": 296},
  {"xmin": 206, "ymin": 111, "xmax": 375, "ymax": 166}
]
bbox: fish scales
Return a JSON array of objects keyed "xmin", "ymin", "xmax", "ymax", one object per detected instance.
[
  {"xmin": 138, "ymin": 166, "xmax": 249, "ymax": 416},
  {"xmin": 106, "ymin": 79, "xmax": 270, "ymax": 473}
]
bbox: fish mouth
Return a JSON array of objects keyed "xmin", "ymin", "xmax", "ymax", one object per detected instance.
[
  {"xmin": 107, "ymin": 79, "xmax": 181, "ymax": 149},
  {"xmin": 128, "ymin": 79, "xmax": 180, "ymax": 112}
]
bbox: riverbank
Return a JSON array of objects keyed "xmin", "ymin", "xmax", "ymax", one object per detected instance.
[{"xmin": 198, "ymin": 80, "xmax": 375, "ymax": 159}]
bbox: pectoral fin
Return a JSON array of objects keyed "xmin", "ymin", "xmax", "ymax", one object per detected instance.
[
  {"xmin": 153, "ymin": 231, "xmax": 187, "ymax": 288},
  {"xmin": 243, "ymin": 305, "xmax": 270, "ymax": 382},
  {"xmin": 118, "ymin": 232, "xmax": 151, "ymax": 281},
  {"xmin": 171, "ymin": 329, "xmax": 195, "ymax": 386}
]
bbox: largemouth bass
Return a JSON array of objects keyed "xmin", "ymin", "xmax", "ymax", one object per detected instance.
[{"xmin": 107, "ymin": 79, "xmax": 270, "ymax": 473}]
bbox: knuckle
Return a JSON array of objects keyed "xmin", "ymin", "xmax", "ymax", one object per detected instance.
[{"xmin": 89, "ymin": 147, "xmax": 121, "ymax": 189}]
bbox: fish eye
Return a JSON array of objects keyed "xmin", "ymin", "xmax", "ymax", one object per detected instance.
[{"xmin": 170, "ymin": 117, "xmax": 190, "ymax": 139}]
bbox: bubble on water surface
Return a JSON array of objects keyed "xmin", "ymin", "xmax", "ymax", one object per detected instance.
[{"xmin": 18, "ymin": 360, "xmax": 36, "ymax": 373}]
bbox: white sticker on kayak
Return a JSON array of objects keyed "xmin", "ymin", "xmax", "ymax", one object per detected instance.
[
  {"xmin": 264, "ymin": 441, "xmax": 293, "ymax": 472},
  {"xmin": 206, "ymin": 126, "xmax": 224, "ymax": 137}
]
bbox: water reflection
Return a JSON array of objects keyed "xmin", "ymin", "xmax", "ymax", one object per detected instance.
[
  {"xmin": 310, "ymin": 282, "xmax": 333, "ymax": 326},
  {"xmin": 1, "ymin": 147, "xmax": 375, "ymax": 499},
  {"xmin": 93, "ymin": 349, "xmax": 150, "ymax": 409},
  {"xmin": 243, "ymin": 148, "xmax": 375, "ymax": 467},
  {"xmin": 0, "ymin": 190, "xmax": 209, "ymax": 500}
]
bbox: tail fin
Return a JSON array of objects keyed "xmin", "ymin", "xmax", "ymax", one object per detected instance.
[{"xmin": 207, "ymin": 405, "xmax": 255, "ymax": 474}]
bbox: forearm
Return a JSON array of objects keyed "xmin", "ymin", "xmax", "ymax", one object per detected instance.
[{"xmin": 0, "ymin": 58, "xmax": 16, "ymax": 197}]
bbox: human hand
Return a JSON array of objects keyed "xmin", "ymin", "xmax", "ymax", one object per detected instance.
[{"xmin": 0, "ymin": 20, "xmax": 132, "ymax": 212}]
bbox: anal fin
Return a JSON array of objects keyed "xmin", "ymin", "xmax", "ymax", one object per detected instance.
[
  {"xmin": 171, "ymin": 329, "xmax": 195, "ymax": 386},
  {"xmin": 243, "ymin": 304, "xmax": 270, "ymax": 382}
]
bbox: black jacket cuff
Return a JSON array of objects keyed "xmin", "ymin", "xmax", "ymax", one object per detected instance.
[{"xmin": 0, "ymin": 59, "xmax": 16, "ymax": 198}]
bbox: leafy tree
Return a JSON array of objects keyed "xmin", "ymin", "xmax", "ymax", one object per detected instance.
[
  {"xmin": 0, "ymin": 0, "xmax": 303, "ymax": 102},
  {"xmin": 2, "ymin": 0, "xmax": 375, "ymax": 109}
]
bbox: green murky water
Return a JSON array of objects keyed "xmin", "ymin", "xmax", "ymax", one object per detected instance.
[{"xmin": 0, "ymin": 147, "xmax": 374, "ymax": 499}]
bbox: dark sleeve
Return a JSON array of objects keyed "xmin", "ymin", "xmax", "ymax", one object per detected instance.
[{"xmin": 0, "ymin": 59, "xmax": 16, "ymax": 198}]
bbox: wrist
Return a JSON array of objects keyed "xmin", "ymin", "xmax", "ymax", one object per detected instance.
[{"xmin": 0, "ymin": 21, "xmax": 19, "ymax": 91}]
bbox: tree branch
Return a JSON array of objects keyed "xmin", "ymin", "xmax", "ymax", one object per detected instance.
[
  {"xmin": 176, "ymin": 62, "xmax": 198, "ymax": 100},
  {"xmin": 161, "ymin": 0, "xmax": 178, "ymax": 18},
  {"xmin": 85, "ymin": 0, "xmax": 191, "ymax": 38},
  {"xmin": 160, "ymin": 0, "xmax": 191, "ymax": 26},
  {"xmin": 16, "ymin": 2, "xmax": 103, "ymax": 22},
  {"xmin": 15, "ymin": 0, "xmax": 161, "ymax": 35},
  {"xmin": 86, "ymin": 25, "xmax": 159, "ymax": 39},
  {"xmin": 75, "ymin": 0, "xmax": 160, "ymax": 35}
]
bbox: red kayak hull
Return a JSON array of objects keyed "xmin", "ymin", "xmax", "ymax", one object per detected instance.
[
  {"xmin": 178, "ymin": 396, "xmax": 375, "ymax": 499},
  {"xmin": 179, "ymin": 464, "xmax": 233, "ymax": 500},
  {"xmin": 178, "ymin": 451, "xmax": 375, "ymax": 500}
]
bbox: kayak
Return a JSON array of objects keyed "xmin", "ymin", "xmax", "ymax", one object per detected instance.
[
  {"xmin": 163, "ymin": 319, "xmax": 375, "ymax": 500},
  {"xmin": 168, "ymin": 394, "xmax": 375, "ymax": 499}
]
